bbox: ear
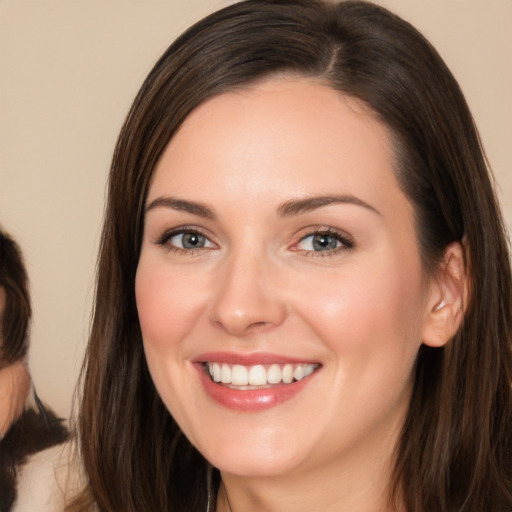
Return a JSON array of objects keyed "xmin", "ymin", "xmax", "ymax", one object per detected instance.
[{"xmin": 422, "ymin": 241, "xmax": 468, "ymax": 348}]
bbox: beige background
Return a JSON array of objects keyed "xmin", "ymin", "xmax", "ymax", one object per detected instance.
[{"xmin": 1, "ymin": 0, "xmax": 511, "ymax": 418}]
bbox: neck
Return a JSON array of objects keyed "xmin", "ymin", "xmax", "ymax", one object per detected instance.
[
  {"xmin": 0, "ymin": 359, "xmax": 31, "ymax": 436},
  {"xmin": 215, "ymin": 425, "xmax": 404, "ymax": 512}
]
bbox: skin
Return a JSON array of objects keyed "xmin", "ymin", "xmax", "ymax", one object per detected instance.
[
  {"xmin": 0, "ymin": 286, "xmax": 31, "ymax": 437},
  {"xmin": 136, "ymin": 78, "xmax": 460, "ymax": 512}
]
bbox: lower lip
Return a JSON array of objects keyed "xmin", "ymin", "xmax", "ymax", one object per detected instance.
[{"xmin": 195, "ymin": 365, "xmax": 316, "ymax": 412}]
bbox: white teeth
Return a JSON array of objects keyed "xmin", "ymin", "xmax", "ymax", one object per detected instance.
[
  {"xmin": 221, "ymin": 364, "xmax": 231, "ymax": 384},
  {"xmin": 282, "ymin": 364, "xmax": 293, "ymax": 384},
  {"xmin": 231, "ymin": 365, "xmax": 248, "ymax": 385},
  {"xmin": 212, "ymin": 363, "xmax": 221, "ymax": 382},
  {"xmin": 206, "ymin": 362, "xmax": 318, "ymax": 387},
  {"xmin": 293, "ymin": 365, "xmax": 305, "ymax": 380},
  {"xmin": 248, "ymin": 365, "xmax": 267, "ymax": 386},
  {"xmin": 267, "ymin": 364, "xmax": 282, "ymax": 384}
]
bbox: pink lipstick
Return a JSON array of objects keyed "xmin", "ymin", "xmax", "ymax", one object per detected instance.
[{"xmin": 193, "ymin": 352, "xmax": 320, "ymax": 411}]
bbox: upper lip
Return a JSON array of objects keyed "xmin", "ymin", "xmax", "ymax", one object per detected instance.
[{"xmin": 192, "ymin": 351, "xmax": 320, "ymax": 366}]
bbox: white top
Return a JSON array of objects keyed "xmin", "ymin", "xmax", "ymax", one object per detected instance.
[{"xmin": 13, "ymin": 441, "xmax": 86, "ymax": 512}]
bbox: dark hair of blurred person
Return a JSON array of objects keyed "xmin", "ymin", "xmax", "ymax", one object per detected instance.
[{"xmin": 0, "ymin": 228, "xmax": 68, "ymax": 511}]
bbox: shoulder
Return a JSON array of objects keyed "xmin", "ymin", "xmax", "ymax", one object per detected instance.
[{"xmin": 12, "ymin": 441, "xmax": 85, "ymax": 512}]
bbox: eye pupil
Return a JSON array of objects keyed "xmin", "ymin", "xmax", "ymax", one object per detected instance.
[
  {"xmin": 313, "ymin": 234, "xmax": 338, "ymax": 251},
  {"xmin": 182, "ymin": 233, "xmax": 204, "ymax": 248}
]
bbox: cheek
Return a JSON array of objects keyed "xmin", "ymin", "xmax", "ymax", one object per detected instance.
[
  {"xmin": 135, "ymin": 260, "xmax": 204, "ymax": 427},
  {"xmin": 292, "ymin": 258, "xmax": 426, "ymax": 360},
  {"xmin": 135, "ymin": 260, "xmax": 207, "ymax": 350}
]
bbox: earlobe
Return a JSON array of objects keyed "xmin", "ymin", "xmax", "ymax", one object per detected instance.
[{"xmin": 422, "ymin": 242, "xmax": 468, "ymax": 348}]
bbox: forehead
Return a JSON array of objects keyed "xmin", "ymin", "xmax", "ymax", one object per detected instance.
[
  {"xmin": 149, "ymin": 78, "xmax": 408, "ymax": 217},
  {"xmin": 156, "ymin": 78, "xmax": 393, "ymax": 177},
  {"xmin": 156, "ymin": 78, "xmax": 395, "ymax": 199}
]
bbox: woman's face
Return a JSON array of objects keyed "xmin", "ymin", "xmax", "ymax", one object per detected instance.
[{"xmin": 136, "ymin": 78, "xmax": 435, "ymax": 479}]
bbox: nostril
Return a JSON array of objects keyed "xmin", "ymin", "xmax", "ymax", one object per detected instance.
[
  {"xmin": 212, "ymin": 319, "xmax": 270, "ymax": 336},
  {"xmin": 208, "ymin": 278, "xmax": 287, "ymax": 335},
  {"xmin": 247, "ymin": 321, "xmax": 270, "ymax": 332}
]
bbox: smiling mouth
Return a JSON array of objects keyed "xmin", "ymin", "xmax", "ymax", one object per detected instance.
[{"xmin": 203, "ymin": 362, "xmax": 320, "ymax": 389}]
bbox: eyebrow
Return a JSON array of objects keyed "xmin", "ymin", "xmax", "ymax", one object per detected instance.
[
  {"xmin": 145, "ymin": 197, "xmax": 216, "ymax": 219},
  {"xmin": 144, "ymin": 194, "xmax": 380, "ymax": 219},
  {"xmin": 277, "ymin": 195, "xmax": 381, "ymax": 217}
]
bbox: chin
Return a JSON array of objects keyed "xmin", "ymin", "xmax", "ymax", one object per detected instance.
[
  {"xmin": 196, "ymin": 426, "xmax": 307, "ymax": 478},
  {"xmin": 211, "ymin": 453, "xmax": 300, "ymax": 479}
]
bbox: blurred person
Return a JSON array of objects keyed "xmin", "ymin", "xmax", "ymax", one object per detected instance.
[{"xmin": 0, "ymin": 228, "xmax": 68, "ymax": 511}]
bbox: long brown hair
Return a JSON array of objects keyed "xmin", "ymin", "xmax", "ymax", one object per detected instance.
[
  {"xmin": 0, "ymin": 228, "xmax": 31, "ymax": 367},
  {"xmin": 73, "ymin": 1, "xmax": 512, "ymax": 510}
]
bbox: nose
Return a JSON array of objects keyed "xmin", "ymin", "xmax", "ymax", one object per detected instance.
[{"xmin": 209, "ymin": 251, "xmax": 287, "ymax": 337}]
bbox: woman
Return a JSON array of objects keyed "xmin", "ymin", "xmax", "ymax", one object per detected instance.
[
  {"xmin": 0, "ymin": 228, "xmax": 68, "ymax": 511},
  {"xmin": 70, "ymin": 0, "xmax": 512, "ymax": 510}
]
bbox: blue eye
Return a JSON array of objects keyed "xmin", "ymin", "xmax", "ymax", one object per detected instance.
[
  {"xmin": 296, "ymin": 231, "xmax": 352, "ymax": 253},
  {"xmin": 164, "ymin": 230, "xmax": 214, "ymax": 250}
]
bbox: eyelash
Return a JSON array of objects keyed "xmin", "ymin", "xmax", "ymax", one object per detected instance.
[
  {"xmin": 154, "ymin": 226, "xmax": 354, "ymax": 257},
  {"xmin": 292, "ymin": 227, "xmax": 354, "ymax": 257},
  {"xmin": 155, "ymin": 227, "xmax": 216, "ymax": 255}
]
